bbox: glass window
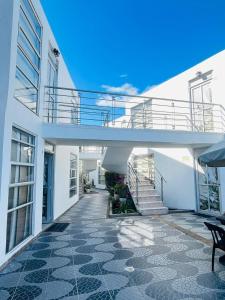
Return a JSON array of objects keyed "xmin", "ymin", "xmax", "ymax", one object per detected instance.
[
  {"xmin": 18, "ymin": 29, "xmax": 40, "ymax": 69},
  {"xmin": 20, "ymin": 10, "xmax": 40, "ymax": 53},
  {"xmin": 21, "ymin": 0, "xmax": 41, "ymax": 37},
  {"xmin": 17, "ymin": 48, "xmax": 39, "ymax": 88},
  {"xmin": 15, "ymin": 1, "xmax": 42, "ymax": 113},
  {"xmin": 69, "ymin": 153, "xmax": 77, "ymax": 197},
  {"xmin": 7, "ymin": 127, "xmax": 35, "ymax": 253},
  {"xmin": 6, "ymin": 205, "xmax": 32, "ymax": 253},
  {"xmin": 197, "ymin": 163, "xmax": 220, "ymax": 213}
]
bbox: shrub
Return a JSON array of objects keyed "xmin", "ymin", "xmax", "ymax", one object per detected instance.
[{"xmin": 114, "ymin": 183, "xmax": 129, "ymax": 198}]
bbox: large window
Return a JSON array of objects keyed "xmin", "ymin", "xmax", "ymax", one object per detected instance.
[
  {"xmin": 6, "ymin": 127, "xmax": 35, "ymax": 253},
  {"xmin": 197, "ymin": 163, "xmax": 220, "ymax": 214},
  {"xmin": 14, "ymin": 0, "xmax": 42, "ymax": 113},
  {"xmin": 69, "ymin": 153, "xmax": 77, "ymax": 197},
  {"xmin": 190, "ymin": 73, "xmax": 213, "ymax": 132}
]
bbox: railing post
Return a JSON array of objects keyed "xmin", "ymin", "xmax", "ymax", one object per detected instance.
[
  {"xmin": 172, "ymin": 101, "xmax": 175, "ymax": 129},
  {"xmin": 161, "ymin": 176, "xmax": 164, "ymax": 203},
  {"xmin": 112, "ymin": 96, "xmax": 115, "ymax": 126},
  {"xmin": 136, "ymin": 175, "xmax": 138, "ymax": 206}
]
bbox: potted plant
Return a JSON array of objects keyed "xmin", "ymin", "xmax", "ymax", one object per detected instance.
[
  {"xmin": 114, "ymin": 183, "xmax": 129, "ymax": 213},
  {"xmin": 85, "ymin": 183, "xmax": 91, "ymax": 193}
]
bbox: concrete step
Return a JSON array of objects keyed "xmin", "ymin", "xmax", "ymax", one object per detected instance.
[
  {"xmin": 139, "ymin": 183, "xmax": 155, "ymax": 188},
  {"xmin": 139, "ymin": 207, "xmax": 168, "ymax": 215},
  {"xmin": 137, "ymin": 189, "xmax": 159, "ymax": 196},
  {"xmin": 133, "ymin": 195, "xmax": 161, "ymax": 202},
  {"xmin": 138, "ymin": 201, "xmax": 164, "ymax": 209},
  {"xmin": 138, "ymin": 185, "xmax": 155, "ymax": 191}
]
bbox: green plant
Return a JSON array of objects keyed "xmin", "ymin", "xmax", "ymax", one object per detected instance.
[
  {"xmin": 105, "ymin": 172, "xmax": 119, "ymax": 189},
  {"xmin": 114, "ymin": 183, "xmax": 128, "ymax": 198}
]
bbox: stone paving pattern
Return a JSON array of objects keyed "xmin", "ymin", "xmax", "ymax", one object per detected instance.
[{"xmin": 0, "ymin": 191, "xmax": 225, "ymax": 299}]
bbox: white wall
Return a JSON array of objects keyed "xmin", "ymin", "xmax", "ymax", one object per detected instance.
[
  {"xmin": 142, "ymin": 49, "xmax": 225, "ymax": 105},
  {"xmin": 88, "ymin": 169, "xmax": 106, "ymax": 190},
  {"xmin": 151, "ymin": 148, "xmax": 197, "ymax": 210},
  {"xmin": 0, "ymin": 0, "xmax": 79, "ymax": 266},
  {"xmin": 132, "ymin": 147, "xmax": 197, "ymax": 210},
  {"xmin": 54, "ymin": 146, "xmax": 79, "ymax": 219}
]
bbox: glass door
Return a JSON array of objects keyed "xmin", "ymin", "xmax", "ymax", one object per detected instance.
[
  {"xmin": 197, "ymin": 163, "xmax": 221, "ymax": 214},
  {"xmin": 42, "ymin": 152, "xmax": 54, "ymax": 223},
  {"xmin": 190, "ymin": 79, "xmax": 213, "ymax": 132}
]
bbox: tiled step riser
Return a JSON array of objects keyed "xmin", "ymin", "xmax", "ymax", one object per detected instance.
[
  {"xmin": 140, "ymin": 207, "xmax": 168, "ymax": 215},
  {"xmin": 134, "ymin": 195, "xmax": 161, "ymax": 202},
  {"xmin": 139, "ymin": 186, "xmax": 155, "ymax": 191},
  {"xmin": 138, "ymin": 202, "xmax": 164, "ymax": 209},
  {"xmin": 137, "ymin": 190, "xmax": 159, "ymax": 197}
]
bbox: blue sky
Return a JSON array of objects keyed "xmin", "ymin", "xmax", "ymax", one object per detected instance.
[{"xmin": 41, "ymin": 0, "xmax": 225, "ymax": 95}]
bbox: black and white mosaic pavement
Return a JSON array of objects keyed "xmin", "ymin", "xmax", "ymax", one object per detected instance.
[{"xmin": 1, "ymin": 191, "xmax": 225, "ymax": 299}]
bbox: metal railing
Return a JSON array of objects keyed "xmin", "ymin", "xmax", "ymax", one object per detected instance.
[
  {"xmin": 43, "ymin": 86, "xmax": 225, "ymax": 133},
  {"xmin": 129, "ymin": 157, "xmax": 166, "ymax": 203},
  {"xmin": 127, "ymin": 161, "xmax": 140, "ymax": 207},
  {"xmin": 79, "ymin": 146, "xmax": 105, "ymax": 154}
]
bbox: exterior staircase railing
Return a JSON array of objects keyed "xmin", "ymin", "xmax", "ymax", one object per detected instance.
[
  {"xmin": 128, "ymin": 157, "xmax": 166, "ymax": 205},
  {"xmin": 127, "ymin": 161, "xmax": 140, "ymax": 207},
  {"xmin": 141, "ymin": 158, "xmax": 166, "ymax": 203}
]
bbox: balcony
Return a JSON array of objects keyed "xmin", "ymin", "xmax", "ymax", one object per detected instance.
[{"xmin": 43, "ymin": 86, "xmax": 225, "ymax": 133}]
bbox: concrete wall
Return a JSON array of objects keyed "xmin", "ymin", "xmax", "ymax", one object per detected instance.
[
  {"xmin": 88, "ymin": 168, "xmax": 106, "ymax": 190},
  {"xmin": 151, "ymin": 148, "xmax": 197, "ymax": 210},
  {"xmin": 54, "ymin": 146, "xmax": 79, "ymax": 219}
]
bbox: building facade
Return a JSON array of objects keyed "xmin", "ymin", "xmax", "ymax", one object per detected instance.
[
  {"xmin": 0, "ymin": 0, "xmax": 79, "ymax": 267},
  {"xmin": 128, "ymin": 51, "xmax": 225, "ymax": 215}
]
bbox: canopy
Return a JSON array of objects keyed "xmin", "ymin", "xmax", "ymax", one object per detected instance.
[{"xmin": 198, "ymin": 140, "xmax": 225, "ymax": 167}]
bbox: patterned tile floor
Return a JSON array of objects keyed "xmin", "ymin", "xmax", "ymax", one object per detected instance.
[
  {"xmin": 1, "ymin": 191, "xmax": 225, "ymax": 299},
  {"xmin": 160, "ymin": 212, "xmax": 221, "ymax": 242}
]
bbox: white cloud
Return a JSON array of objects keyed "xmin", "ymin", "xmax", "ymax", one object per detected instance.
[
  {"xmin": 119, "ymin": 74, "xmax": 128, "ymax": 78},
  {"xmin": 96, "ymin": 83, "xmax": 139, "ymax": 108},
  {"xmin": 101, "ymin": 83, "xmax": 138, "ymax": 96}
]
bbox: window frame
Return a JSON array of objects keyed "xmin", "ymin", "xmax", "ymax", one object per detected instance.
[
  {"xmin": 69, "ymin": 153, "xmax": 77, "ymax": 198},
  {"xmin": 14, "ymin": 0, "xmax": 42, "ymax": 114},
  {"xmin": 6, "ymin": 127, "xmax": 36, "ymax": 253}
]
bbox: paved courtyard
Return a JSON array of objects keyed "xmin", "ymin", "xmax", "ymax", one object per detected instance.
[{"xmin": 1, "ymin": 191, "xmax": 225, "ymax": 299}]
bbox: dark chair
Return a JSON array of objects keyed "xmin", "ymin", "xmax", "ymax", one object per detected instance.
[{"xmin": 204, "ymin": 222, "xmax": 225, "ymax": 271}]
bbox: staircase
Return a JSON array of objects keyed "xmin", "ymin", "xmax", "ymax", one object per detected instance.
[{"xmin": 127, "ymin": 159, "xmax": 168, "ymax": 215}]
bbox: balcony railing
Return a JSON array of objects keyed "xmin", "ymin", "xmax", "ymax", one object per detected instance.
[
  {"xmin": 43, "ymin": 86, "xmax": 225, "ymax": 133},
  {"xmin": 79, "ymin": 146, "xmax": 105, "ymax": 154}
]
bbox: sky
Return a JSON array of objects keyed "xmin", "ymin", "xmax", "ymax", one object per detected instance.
[{"xmin": 41, "ymin": 0, "xmax": 225, "ymax": 96}]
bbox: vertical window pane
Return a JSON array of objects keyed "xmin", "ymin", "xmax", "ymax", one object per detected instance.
[
  {"xmin": 21, "ymin": 0, "xmax": 41, "ymax": 38},
  {"xmin": 6, "ymin": 210, "xmax": 17, "ymax": 252},
  {"xmin": 17, "ymin": 48, "xmax": 39, "ymax": 87},
  {"xmin": 8, "ymin": 187, "xmax": 18, "ymax": 210},
  {"xmin": 7, "ymin": 127, "xmax": 35, "ymax": 253},
  {"xmin": 18, "ymin": 186, "xmax": 28, "ymax": 206},
  {"xmin": 15, "ymin": 68, "xmax": 38, "ymax": 112},
  {"xmin": 6, "ymin": 205, "xmax": 32, "ymax": 252},
  {"xmin": 20, "ymin": 144, "xmax": 34, "ymax": 163},
  {"xmin": 19, "ymin": 9, "xmax": 40, "ymax": 53},
  {"xmin": 18, "ymin": 29, "xmax": 40, "ymax": 69},
  {"xmin": 15, "ymin": 2, "xmax": 42, "ymax": 113},
  {"xmin": 11, "ymin": 141, "xmax": 19, "ymax": 162}
]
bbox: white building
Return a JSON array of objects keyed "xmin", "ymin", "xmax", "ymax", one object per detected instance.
[
  {"xmin": 1, "ymin": 0, "xmax": 225, "ymax": 269},
  {"xmin": 103, "ymin": 50, "xmax": 225, "ymax": 216},
  {"xmin": 0, "ymin": 0, "xmax": 80, "ymax": 267}
]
